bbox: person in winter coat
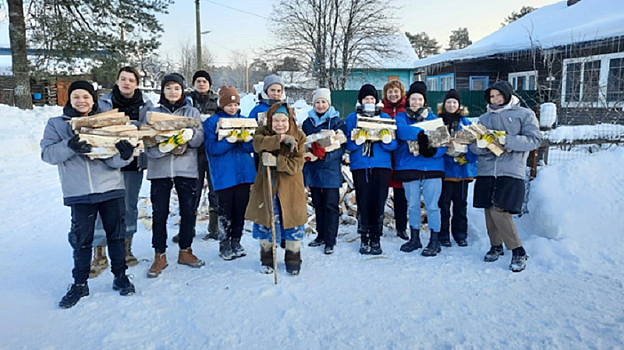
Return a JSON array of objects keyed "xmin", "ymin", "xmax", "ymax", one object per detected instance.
[
  {"xmin": 246, "ymin": 102, "xmax": 307, "ymax": 275},
  {"xmin": 469, "ymin": 81, "xmax": 542, "ymax": 273},
  {"xmin": 381, "ymin": 80, "xmax": 409, "ymax": 241},
  {"xmin": 438, "ymin": 89, "xmax": 477, "ymax": 247},
  {"xmin": 248, "ymin": 74, "xmax": 286, "ymax": 123},
  {"xmin": 145, "ymin": 73, "xmax": 206, "ymax": 278},
  {"xmin": 41, "ymin": 81, "xmax": 136, "ymax": 308},
  {"xmin": 346, "ymin": 84, "xmax": 398, "ymax": 256},
  {"xmin": 302, "ymin": 88, "xmax": 346, "ymax": 255},
  {"xmin": 205, "ymin": 86, "xmax": 256, "ymax": 260},
  {"xmin": 394, "ymin": 81, "xmax": 447, "ymax": 257},
  {"xmin": 89, "ymin": 67, "xmax": 154, "ymax": 278}
]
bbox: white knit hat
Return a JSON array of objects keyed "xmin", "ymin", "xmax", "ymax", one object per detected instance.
[{"xmin": 313, "ymin": 88, "xmax": 331, "ymax": 104}]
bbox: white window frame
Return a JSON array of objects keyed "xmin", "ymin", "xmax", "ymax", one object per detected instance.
[
  {"xmin": 426, "ymin": 77, "xmax": 438, "ymax": 91},
  {"xmin": 509, "ymin": 70, "xmax": 538, "ymax": 91},
  {"xmin": 440, "ymin": 76, "xmax": 454, "ymax": 91},
  {"xmin": 562, "ymin": 52, "xmax": 624, "ymax": 108}
]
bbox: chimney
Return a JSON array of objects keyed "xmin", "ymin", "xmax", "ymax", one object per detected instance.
[{"xmin": 567, "ymin": 0, "xmax": 582, "ymax": 6}]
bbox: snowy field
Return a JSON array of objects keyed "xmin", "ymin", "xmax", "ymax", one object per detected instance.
[{"xmin": 1, "ymin": 105, "xmax": 623, "ymax": 349}]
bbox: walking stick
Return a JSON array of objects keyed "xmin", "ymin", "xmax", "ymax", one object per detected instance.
[{"xmin": 265, "ymin": 163, "xmax": 279, "ymax": 285}]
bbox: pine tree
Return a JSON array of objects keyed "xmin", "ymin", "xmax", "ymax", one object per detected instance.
[
  {"xmin": 447, "ymin": 28, "xmax": 472, "ymax": 51},
  {"xmin": 405, "ymin": 31, "xmax": 441, "ymax": 58},
  {"xmin": 502, "ymin": 6, "xmax": 536, "ymax": 27}
]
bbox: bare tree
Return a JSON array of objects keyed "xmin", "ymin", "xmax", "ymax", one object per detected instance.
[
  {"xmin": 177, "ymin": 40, "xmax": 216, "ymax": 83},
  {"xmin": 7, "ymin": 0, "xmax": 32, "ymax": 109}
]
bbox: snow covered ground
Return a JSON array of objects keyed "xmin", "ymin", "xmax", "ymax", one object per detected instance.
[{"xmin": 1, "ymin": 105, "xmax": 623, "ymax": 349}]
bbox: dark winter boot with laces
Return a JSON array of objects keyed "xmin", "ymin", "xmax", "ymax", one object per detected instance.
[
  {"xmin": 510, "ymin": 246, "xmax": 529, "ymax": 272},
  {"xmin": 484, "ymin": 244, "xmax": 504, "ymax": 262},
  {"xmin": 397, "ymin": 230, "xmax": 409, "ymax": 241},
  {"xmin": 219, "ymin": 238, "xmax": 236, "ymax": 261},
  {"xmin": 400, "ymin": 228, "xmax": 422, "ymax": 253},
  {"xmin": 59, "ymin": 283, "xmax": 90, "ymax": 309},
  {"xmin": 421, "ymin": 231, "xmax": 442, "ymax": 257},
  {"xmin": 112, "ymin": 274, "xmax": 136, "ymax": 296},
  {"xmin": 359, "ymin": 226, "xmax": 371, "ymax": 255},
  {"xmin": 439, "ymin": 232, "xmax": 452, "ymax": 247},
  {"xmin": 231, "ymin": 238, "xmax": 246, "ymax": 258},
  {"xmin": 369, "ymin": 238, "xmax": 383, "ymax": 255},
  {"xmin": 308, "ymin": 236, "xmax": 324, "ymax": 247}
]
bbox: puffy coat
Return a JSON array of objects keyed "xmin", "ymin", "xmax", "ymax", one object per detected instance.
[
  {"xmin": 345, "ymin": 110, "xmax": 397, "ymax": 171},
  {"xmin": 394, "ymin": 109, "xmax": 446, "ymax": 172}
]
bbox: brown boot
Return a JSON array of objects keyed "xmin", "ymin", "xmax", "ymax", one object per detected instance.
[
  {"xmin": 89, "ymin": 246, "xmax": 108, "ymax": 278},
  {"xmin": 259, "ymin": 240, "xmax": 274, "ymax": 274},
  {"xmin": 125, "ymin": 237, "xmax": 138, "ymax": 267},
  {"xmin": 147, "ymin": 253, "xmax": 168, "ymax": 278},
  {"xmin": 178, "ymin": 248, "xmax": 205, "ymax": 268}
]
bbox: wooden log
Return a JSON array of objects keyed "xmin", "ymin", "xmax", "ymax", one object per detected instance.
[
  {"xmin": 455, "ymin": 128, "xmax": 477, "ymax": 144},
  {"xmin": 70, "ymin": 113, "xmax": 129, "ymax": 130},
  {"xmin": 80, "ymin": 124, "xmax": 138, "ymax": 136},
  {"xmin": 446, "ymin": 139, "xmax": 468, "ymax": 157},
  {"xmin": 79, "ymin": 133, "xmax": 140, "ymax": 148},
  {"xmin": 146, "ymin": 112, "xmax": 199, "ymax": 131},
  {"xmin": 356, "ymin": 116, "xmax": 397, "ymax": 130},
  {"xmin": 462, "ymin": 124, "xmax": 505, "ymax": 156},
  {"xmin": 350, "ymin": 128, "xmax": 396, "ymax": 143},
  {"xmin": 217, "ymin": 118, "xmax": 258, "ymax": 130}
]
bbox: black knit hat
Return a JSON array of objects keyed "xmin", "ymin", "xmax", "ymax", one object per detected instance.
[
  {"xmin": 443, "ymin": 89, "xmax": 461, "ymax": 106},
  {"xmin": 192, "ymin": 70, "xmax": 212, "ymax": 86},
  {"xmin": 68, "ymin": 81, "xmax": 97, "ymax": 102},
  {"xmin": 161, "ymin": 73, "xmax": 185, "ymax": 91},
  {"xmin": 485, "ymin": 81, "xmax": 514, "ymax": 105},
  {"xmin": 406, "ymin": 81, "xmax": 427, "ymax": 106},
  {"xmin": 358, "ymin": 84, "xmax": 378, "ymax": 104}
]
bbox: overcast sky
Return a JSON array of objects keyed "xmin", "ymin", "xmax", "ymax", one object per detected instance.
[{"xmin": 157, "ymin": 0, "xmax": 561, "ymax": 65}]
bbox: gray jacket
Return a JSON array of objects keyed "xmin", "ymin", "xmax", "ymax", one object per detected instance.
[
  {"xmin": 40, "ymin": 114, "xmax": 132, "ymax": 201},
  {"xmin": 145, "ymin": 99, "xmax": 204, "ymax": 180},
  {"xmin": 469, "ymin": 97, "xmax": 542, "ymax": 180}
]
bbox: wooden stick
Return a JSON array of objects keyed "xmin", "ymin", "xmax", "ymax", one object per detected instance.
[{"xmin": 265, "ymin": 165, "xmax": 278, "ymax": 285}]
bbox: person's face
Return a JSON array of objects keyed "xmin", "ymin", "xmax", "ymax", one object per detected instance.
[
  {"xmin": 164, "ymin": 82, "xmax": 183, "ymax": 103},
  {"xmin": 116, "ymin": 71, "xmax": 138, "ymax": 98},
  {"xmin": 194, "ymin": 77, "xmax": 210, "ymax": 94},
  {"xmin": 387, "ymin": 87, "xmax": 402, "ymax": 104},
  {"xmin": 361, "ymin": 96, "xmax": 376, "ymax": 105},
  {"xmin": 444, "ymin": 98, "xmax": 459, "ymax": 114},
  {"xmin": 271, "ymin": 114, "xmax": 290, "ymax": 134},
  {"xmin": 266, "ymin": 84, "xmax": 282, "ymax": 100},
  {"xmin": 408, "ymin": 93, "xmax": 425, "ymax": 108},
  {"xmin": 70, "ymin": 89, "xmax": 94, "ymax": 116},
  {"xmin": 489, "ymin": 89, "xmax": 505, "ymax": 106},
  {"xmin": 223, "ymin": 102, "xmax": 239, "ymax": 116},
  {"xmin": 314, "ymin": 98, "xmax": 330, "ymax": 114}
]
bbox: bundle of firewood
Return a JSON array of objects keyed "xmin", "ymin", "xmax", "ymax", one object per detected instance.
[
  {"xmin": 143, "ymin": 112, "xmax": 200, "ymax": 154},
  {"xmin": 304, "ymin": 129, "xmax": 347, "ymax": 161},
  {"xmin": 216, "ymin": 118, "xmax": 258, "ymax": 143},
  {"xmin": 72, "ymin": 109, "xmax": 141, "ymax": 159},
  {"xmin": 350, "ymin": 116, "xmax": 397, "ymax": 145},
  {"xmin": 458, "ymin": 123, "xmax": 506, "ymax": 156},
  {"xmin": 406, "ymin": 118, "xmax": 452, "ymax": 156}
]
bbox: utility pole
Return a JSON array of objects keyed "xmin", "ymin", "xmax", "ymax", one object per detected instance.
[
  {"xmin": 245, "ymin": 60, "xmax": 249, "ymax": 93},
  {"xmin": 195, "ymin": 0, "xmax": 202, "ymax": 70}
]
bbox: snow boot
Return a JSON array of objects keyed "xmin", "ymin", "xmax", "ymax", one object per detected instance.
[
  {"xmin": 421, "ymin": 231, "xmax": 442, "ymax": 257},
  {"xmin": 147, "ymin": 252, "xmax": 168, "ymax": 278},
  {"xmin": 219, "ymin": 238, "xmax": 236, "ymax": 261},
  {"xmin": 397, "ymin": 230, "xmax": 409, "ymax": 241},
  {"xmin": 439, "ymin": 232, "xmax": 452, "ymax": 247},
  {"xmin": 89, "ymin": 246, "xmax": 108, "ymax": 278},
  {"xmin": 484, "ymin": 244, "xmax": 504, "ymax": 262},
  {"xmin": 359, "ymin": 226, "xmax": 371, "ymax": 255},
  {"xmin": 369, "ymin": 239, "xmax": 383, "ymax": 255},
  {"xmin": 308, "ymin": 237, "xmax": 324, "ymax": 247},
  {"xmin": 324, "ymin": 245, "xmax": 334, "ymax": 255},
  {"xmin": 285, "ymin": 241, "xmax": 302, "ymax": 275},
  {"xmin": 112, "ymin": 274, "xmax": 135, "ymax": 296},
  {"xmin": 178, "ymin": 247, "xmax": 205, "ymax": 267},
  {"xmin": 59, "ymin": 283, "xmax": 89, "ymax": 309},
  {"xmin": 400, "ymin": 228, "xmax": 422, "ymax": 253},
  {"xmin": 456, "ymin": 238, "xmax": 468, "ymax": 247},
  {"xmin": 510, "ymin": 247, "xmax": 529, "ymax": 272},
  {"xmin": 231, "ymin": 238, "xmax": 246, "ymax": 258},
  {"xmin": 125, "ymin": 237, "xmax": 138, "ymax": 267},
  {"xmin": 259, "ymin": 240, "xmax": 274, "ymax": 274}
]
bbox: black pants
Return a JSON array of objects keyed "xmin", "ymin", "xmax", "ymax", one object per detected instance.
[
  {"xmin": 69, "ymin": 197, "xmax": 127, "ymax": 284},
  {"xmin": 195, "ymin": 147, "xmax": 218, "ymax": 213},
  {"xmin": 438, "ymin": 180, "xmax": 469, "ymax": 241},
  {"xmin": 151, "ymin": 177, "xmax": 197, "ymax": 253},
  {"xmin": 310, "ymin": 187, "xmax": 340, "ymax": 247},
  {"xmin": 352, "ymin": 168, "xmax": 391, "ymax": 242},
  {"xmin": 216, "ymin": 183, "xmax": 250, "ymax": 241},
  {"xmin": 393, "ymin": 187, "xmax": 408, "ymax": 232}
]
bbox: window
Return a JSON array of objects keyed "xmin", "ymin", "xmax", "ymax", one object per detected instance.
[
  {"xmin": 470, "ymin": 76, "xmax": 489, "ymax": 90},
  {"xmin": 565, "ymin": 62, "xmax": 582, "ymax": 102},
  {"xmin": 426, "ymin": 77, "xmax": 438, "ymax": 91},
  {"xmin": 425, "ymin": 74, "xmax": 454, "ymax": 91},
  {"xmin": 440, "ymin": 76, "xmax": 454, "ymax": 91},
  {"xmin": 508, "ymin": 71, "xmax": 538, "ymax": 91},
  {"xmin": 607, "ymin": 58, "xmax": 624, "ymax": 103},
  {"xmin": 562, "ymin": 52, "xmax": 624, "ymax": 107},
  {"xmin": 388, "ymin": 75, "xmax": 399, "ymax": 81}
]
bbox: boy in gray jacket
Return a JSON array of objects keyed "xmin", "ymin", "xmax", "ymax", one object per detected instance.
[{"xmin": 41, "ymin": 81, "xmax": 136, "ymax": 308}]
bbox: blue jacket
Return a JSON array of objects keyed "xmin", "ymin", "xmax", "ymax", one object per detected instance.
[
  {"xmin": 302, "ymin": 107, "xmax": 346, "ymax": 188},
  {"xmin": 443, "ymin": 117, "xmax": 478, "ymax": 180},
  {"xmin": 395, "ymin": 110, "xmax": 446, "ymax": 172},
  {"xmin": 204, "ymin": 110, "xmax": 257, "ymax": 191},
  {"xmin": 345, "ymin": 111, "xmax": 397, "ymax": 171},
  {"xmin": 248, "ymin": 101, "xmax": 270, "ymax": 122}
]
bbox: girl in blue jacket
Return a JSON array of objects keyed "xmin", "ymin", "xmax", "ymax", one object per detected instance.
[
  {"xmin": 302, "ymin": 88, "xmax": 346, "ymax": 254},
  {"xmin": 394, "ymin": 82, "xmax": 447, "ymax": 257},
  {"xmin": 205, "ymin": 86, "xmax": 256, "ymax": 261},
  {"xmin": 346, "ymin": 84, "xmax": 397, "ymax": 255}
]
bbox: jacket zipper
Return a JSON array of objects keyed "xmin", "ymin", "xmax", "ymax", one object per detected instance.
[{"xmin": 85, "ymin": 158, "xmax": 94, "ymax": 193}]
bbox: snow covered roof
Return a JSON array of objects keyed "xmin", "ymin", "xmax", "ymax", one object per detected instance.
[
  {"xmin": 414, "ymin": 0, "xmax": 624, "ymax": 68},
  {"xmin": 355, "ymin": 34, "xmax": 418, "ymax": 70}
]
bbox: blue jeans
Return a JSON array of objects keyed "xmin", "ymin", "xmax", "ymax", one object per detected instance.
[
  {"xmin": 403, "ymin": 178, "xmax": 442, "ymax": 232},
  {"xmin": 93, "ymin": 171, "xmax": 144, "ymax": 246}
]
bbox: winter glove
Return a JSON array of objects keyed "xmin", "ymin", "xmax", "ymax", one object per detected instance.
[
  {"xmin": 454, "ymin": 154, "xmax": 468, "ymax": 165},
  {"xmin": 476, "ymin": 132, "xmax": 496, "ymax": 148},
  {"xmin": 115, "ymin": 140, "xmax": 135, "ymax": 160},
  {"xmin": 262, "ymin": 152, "xmax": 277, "ymax": 167},
  {"xmin": 310, "ymin": 142, "xmax": 326, "ymax": 160},
  {"xmin": 240, "ymin": 130, "xmax": 253, "ymax": 142},
  {"xmin": 282, "ymin": 134, "xmax": 298, "ymax": 153},
  {"xmin": 226, "ymin": 130, "xmax": 239, "ymax": 143},
  {"xmin": 417, "ymin": 132, "xmax": 436, "ymax": 158},
  {"xmin": 67, "ymin": 135, "xmax": 92, "ymax": 154},
  {"xmin": 493, "ymin": 130, "xmax": 506, "ymax": 145},
  {"xmin": 379, "ymin": 129, "xmax": 392, "ymax": 144},
  {"xmin": 354, "ymin": 129, "xmax": 368, "ymax": 146}
]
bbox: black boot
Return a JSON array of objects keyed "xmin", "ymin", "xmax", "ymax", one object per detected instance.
[
  {"xmin": 359, "ymin": 231, "xmax": 371, "ymax": 255},
  {"xmin": 59, "ymin": 283, "xmax": 89, "ymax": 309},
  {"xmin": 112, "ymin": 274, "xmax": 136, "ymax": 296},
  {"xmin": 510, "ymin": 246, "xmax": 529, "ymax": 272},
  {"xmin": 400, "ymin": 228, "xmax": 422, "ymax": 252},
  {"xmin": 421, "ymin": 231, "xmax": 441, "ymax": 257},
  {"xmin": 231, "ymin": 238, "xmax": 246, "ymax": 258},
  {"xmin": 308, "ymin": 236, "xmax": 324, "ymax": 247},
  {"xmin": 397, "ymin": 230, "xmax": 409, "ymax": 241},
  {"xmin": 439, "ymin": 232, "xmax": 452, "ymax": 247},
  {"xmin": 219, "ymin": 238, "xmax": 236, "ymax": 261},
  {"xmin": 285, "ymin": 245, "xmax": 302, "ymax": 275},
  {"xmin": 369, "ymin": 238, "xmax": 383, "ymax": 255},
  {"xmin": 484, "ymin": 244, "xmax": 504, "ymax": 262}
]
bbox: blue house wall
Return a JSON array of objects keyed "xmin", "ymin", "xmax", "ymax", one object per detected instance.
[{"xmin": 343, "ymin": 69, "xmax": 414, "ymax": 90}]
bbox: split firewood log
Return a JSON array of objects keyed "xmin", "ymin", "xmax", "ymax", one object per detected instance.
[
  {"xmin": 71, "ymin": 112, "xmax": 129, "ymax": 131},
  {"xmin": 216, "ymin": 118, "xmax": 258, "ymax": 142},
  {"xmin": 146, "ymin": 112, "xmax": 199, "ymax": 131}
]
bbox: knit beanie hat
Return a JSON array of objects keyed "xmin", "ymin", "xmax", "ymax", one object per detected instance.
[
  {"xmin": 263, "ymin": 74, "xmax": 284, "ymax": 92},
  {"xmin": 192, "ymin": 70, "xmax": 212, "ymax": 86},
  {"xmin": 272, "ymin": 104, "xmax": 289, "ymax": 118},
  {"xmin": 161, "ymin": 73, "xmax": 185, "ymax": 91},
  {"xmin": 218, "ymin": 85, "xmax": 240, "ymax": 108},
  {"xmin": 443, "ymin": 89, "xmax": 461, "ymax": 106},
  {"xmin": 358, "ymin": 84, "xmax": 378, "ymax": 104},
  {"xmin": 312, "ymin": 88, "xmax": 331, "ymax": 104},
  {"xmin": 68, "ymin": 81, "xmax": 97, "ymax": 102},
  {"xmin": 406, "ymin": 81, "xmax": 428, "ymax": 106}
]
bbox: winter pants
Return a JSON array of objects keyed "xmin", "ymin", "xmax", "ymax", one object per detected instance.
[
  {"xmin": 195, "ymin": 148, "xmax": 218, "ymax": 213},
  {"xmin": 352, "ymin": 168, "xmax": 391, "ymax": 242},
  {"xmin": 484, "ymin": 207, "xmax": 522, "ymax": 250},
  {"xmin": 151, "ymin": 177, "xmax": 197, "ymax": 253},
  {"xmin": 253, "ymin": 196, "xmax": 305, "ymax": 244},
  {"xmin": 93, "ymin": 170, "xmax": 144, "ymax": 246},
  {"xmin": 403, "ymin": 178, "xmax": 442, "ymax": 232},
  {"xmin": 69, "ymin": 197, "xmax": 127, "ymax": 284},
  {"xmin": 439, "ymin": 180, "xmax": 470, "ymax": 241},
  {"xmin": 216, "ymin": 183, "xmax": 250, "ymax": 241},
  {"xmin": 393, "ymin": 187, "xmax": 408, "ymax": 233},
  {"xmin": 310, "ymin": 187, "xmax": 340, "ymax": 247}
]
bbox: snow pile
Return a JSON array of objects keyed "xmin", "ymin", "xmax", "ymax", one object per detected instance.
[
  {"xmin": 0, "ymin": 105, "xmax": 62, "ymax": 159},
  {"xmin": 240, "ymin": 94, "xmax": 257, "ymax": 116},
  {"xmin": 291, "ymin": 99, "xmax": 313, "ymax": 124},
  {"xmin": 545, "ymin": 124, "xmax": 624, "ymax": 143}
]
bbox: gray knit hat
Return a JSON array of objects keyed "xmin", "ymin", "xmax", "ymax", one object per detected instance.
[
  {"xmin": 312, "ymin": 88, "xmax": 331, "ymax": 104},
  {"xmin": 263, "ymin": 74, "xmax": 284, "ymax": 92}
]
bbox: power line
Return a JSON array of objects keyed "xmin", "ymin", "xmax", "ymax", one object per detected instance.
[{"xmin": 204, "ymin": 0, "xmax": 269, "ymax": 20}]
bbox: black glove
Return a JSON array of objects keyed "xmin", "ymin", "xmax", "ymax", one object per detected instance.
[
  {"xmin": 67, "ymin": 135, "xmax": 92, "ymax": 154},
  {"xmin": 115, "ymin": 140, "xmax": 135, "ymax": 160},
  {"xmin": 417, "ymin": 132, "xmax": 436, "ymax": 158}
]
